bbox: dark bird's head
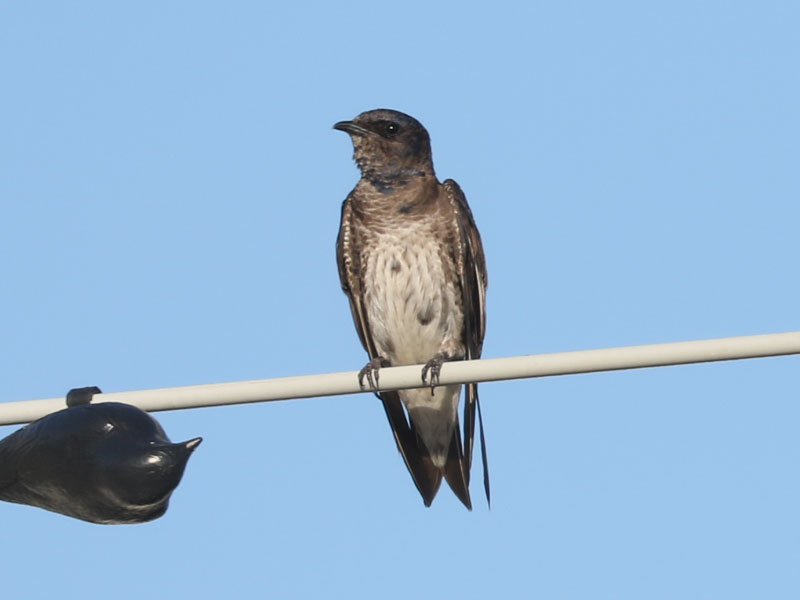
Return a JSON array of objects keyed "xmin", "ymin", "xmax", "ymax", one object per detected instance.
[
  {"xmin": 334, "ymin": 109, "xmax": 435, "ymax": 189},
  {"xmin": 87, "ymin": 404, "xmax": 202, "ymax": 523}
]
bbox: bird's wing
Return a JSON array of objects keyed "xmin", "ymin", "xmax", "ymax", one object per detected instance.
[
  {"xmin": 0, "ymin": 461, "xmax": 18, "ymax": 493},
  {"xmin": 0, "ymin": 428, "xmax": 25, "ymax": 496},
  {"xmin": 336, "ymin": 196, "xmax": 443, "ymax": 505},
  {"xmin": 444, "ymin": 179, "xmax": 490, "ymax": 505}
]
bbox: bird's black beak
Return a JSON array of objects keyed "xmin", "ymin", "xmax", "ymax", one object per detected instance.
[
  {"xmin": 333, "ymin": 120, "xmax": 373, "ymax": 137},
  {"xmin": 183, "ymin": 437, "xmax": 203, "ymax": 453}
]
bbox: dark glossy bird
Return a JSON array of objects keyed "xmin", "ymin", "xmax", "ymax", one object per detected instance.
[
  {"xmin": 0, "ymin": 387, "xmax": 202, "ymax": 524},
  {"xmin": 334, "ymin": 109, "xmax": 489, "ymax": 509}
]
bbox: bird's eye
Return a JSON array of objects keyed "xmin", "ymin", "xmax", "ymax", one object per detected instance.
[{"xmin": 385, "ymin": 122, "xmax": 400, "ymax": 136}]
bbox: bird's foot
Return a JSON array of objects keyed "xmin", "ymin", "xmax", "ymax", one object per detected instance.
[
  {"xmin": 66, "ymin": 386, "xmax": 103, "ymax": 408},
  {"xmin": 358, "ymin": 356, "xmax": 390, "ymax": 391},
  {"xmin": 421, "ymin": 353, "xmax": 448, "ymax": 395}
]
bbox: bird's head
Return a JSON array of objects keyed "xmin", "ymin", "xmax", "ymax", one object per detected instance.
[{"xmin": 334, "ymin": 109, "xmax": 435, "ymax": 189}]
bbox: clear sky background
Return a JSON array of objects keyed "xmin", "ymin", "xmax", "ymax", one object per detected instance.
[{"xmin": 1, "ymin": 2, "xmax": 799, "ymax": 598}]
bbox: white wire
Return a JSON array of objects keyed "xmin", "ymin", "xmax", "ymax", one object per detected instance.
[{"xmin": 1, "ymin": 331, "xmax": 798, "ymax": 426}]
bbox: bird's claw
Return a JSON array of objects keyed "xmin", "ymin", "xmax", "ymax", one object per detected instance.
[
  {"xmin": 421, "ymin": 353, "xmax": 447, "ymax": 395},
  {"xmin": 66, "ymin": 386, "xmax": 103, "ymax": 408},
  {"xmin": 358, "ymin": 357, "xmax": 389, "ymax": 392}
]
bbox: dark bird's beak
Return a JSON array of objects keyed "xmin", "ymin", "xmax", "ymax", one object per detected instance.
[
  {"xmin": 183, "ymin": 437, "xmax": 203, "ymax": 453},
  {"xmin": 333, "ymin": 120, "xmax": 372, "ymax": 137}
]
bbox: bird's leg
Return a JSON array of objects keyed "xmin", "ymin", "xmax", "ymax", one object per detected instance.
[
  {"xmin": 66, "ymin": 386, "xmax": 103, "ymax": 408},
  {"xmin": 358, "ymin": 356, "xmax": 390, "ymax": 391},
  {"xmin": 421, "ymin": 352, "xmax": 449, "ymax": 394}
]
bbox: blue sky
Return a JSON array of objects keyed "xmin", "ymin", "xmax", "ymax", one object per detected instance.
[{"xmin": 1, "ymin": 2, "xmax": 799, "ymax": 598}]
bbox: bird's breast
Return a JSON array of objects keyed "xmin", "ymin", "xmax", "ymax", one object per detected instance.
[{"xmin": 363, "ymin": 223, "xmax": 463, "ymax": 366}]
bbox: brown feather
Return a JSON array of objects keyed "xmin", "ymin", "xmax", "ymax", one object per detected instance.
[
  {"xmin": 335, "ymin": 110, "xmax": 489, "ymax": 508},
  {"xmin": 337, "ymin": 196, "xmax": 443, "ymax": 505},
  {"xmin": 444, "ymin": 179, "xmax": 490, "ymax": 506}
]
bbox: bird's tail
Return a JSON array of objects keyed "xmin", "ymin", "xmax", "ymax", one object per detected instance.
[
  {"xmin": 379, "ymin": 390, "xmax": 443, "ymax": 507},
  {"xmin": 405, "ymin": 386, "xmax": 474, "ymax": 510},
  {"xmin": 441, "ymin": 425, "xmax": 472, "ymax": 510}
]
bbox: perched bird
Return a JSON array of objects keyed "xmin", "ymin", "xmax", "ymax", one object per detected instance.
[
  {"xmin": 334, "ymin": 109, "xmax": 489, "ymax": 509},
  {"xmin": 0, "ymin": 387, "xmax": 202, "ymax": 524}
]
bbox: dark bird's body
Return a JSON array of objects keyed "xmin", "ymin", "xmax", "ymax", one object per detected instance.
[
  {"xmin": 0, "ymin": 387, "xmax": 201, "ymax": 524},
  {"xmin": 335, "ymin": 109, "xmax": 488, "ymax": 509}
]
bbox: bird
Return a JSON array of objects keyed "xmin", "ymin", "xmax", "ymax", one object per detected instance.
[
  {"xmin": 0, "ymin": 387, "xmax": 202, "ymax": 524},
  {"xmin": 334, "ymin": 108, "xmax": 489, "ymax": 509}
]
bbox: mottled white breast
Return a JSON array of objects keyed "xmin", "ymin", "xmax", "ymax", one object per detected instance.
[
  {"xmin": 363, "ymin": 219, "xmax": 464, "ymax": 465},
  {"xmin": 362, "ymin": 220, "xmax": 463, "ymax": 368}
]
